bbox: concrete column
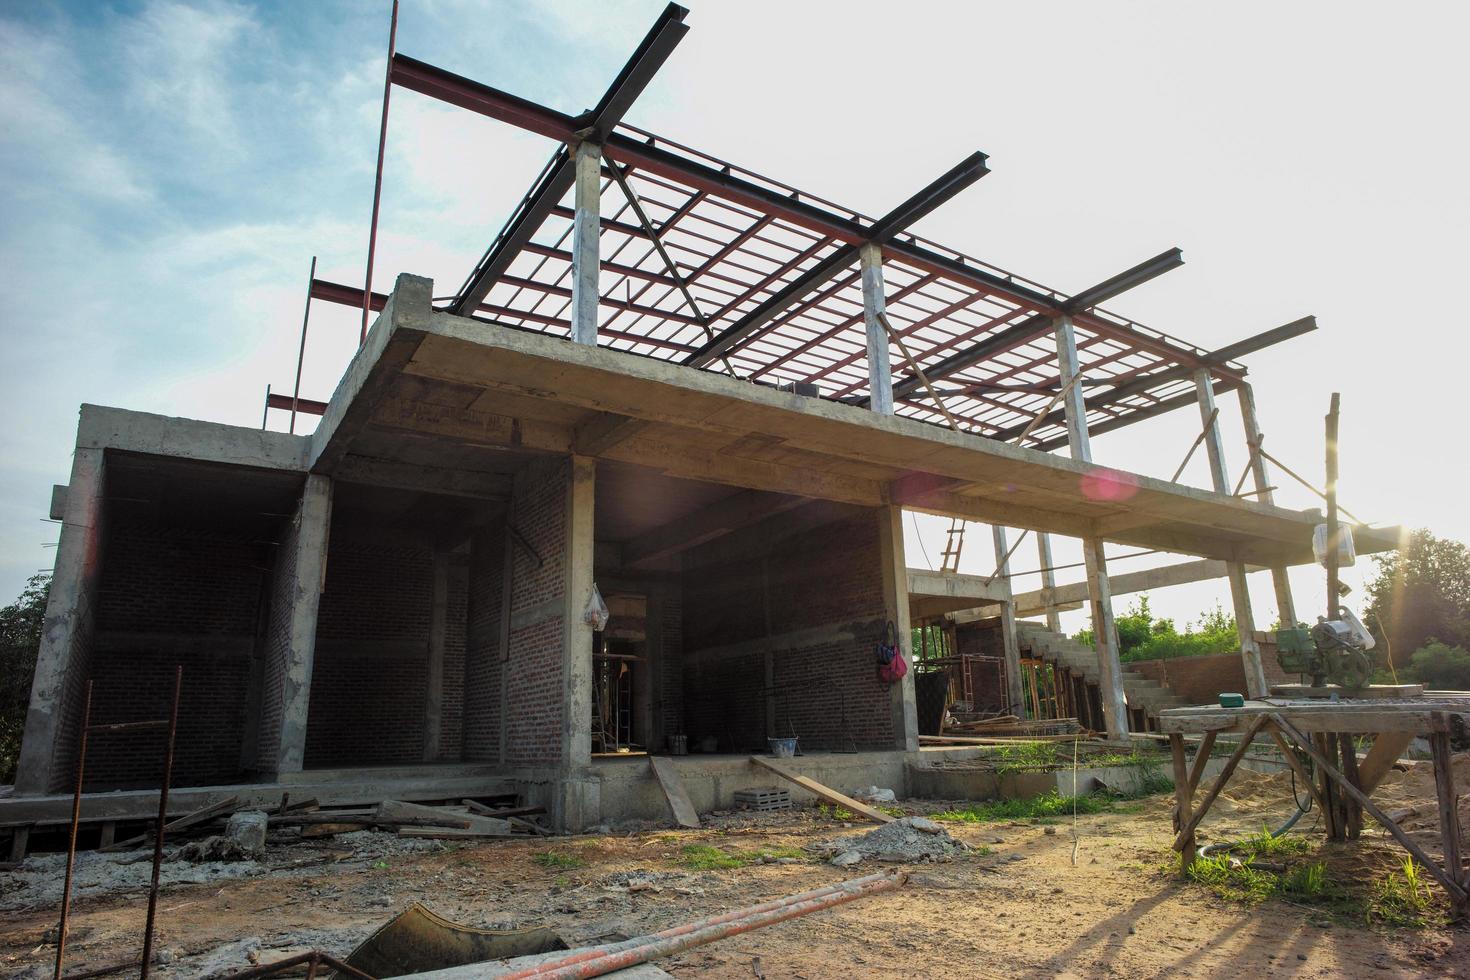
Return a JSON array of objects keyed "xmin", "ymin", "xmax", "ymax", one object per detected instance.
[
  {"xmin": 1055, "ymin": 315, "xmax": 1128, "ymax": 741},
  {"xmin": 1035, "ymin": 532, "xmax": 1062, "ymax": 634},
  {"xmin": 1238, "ymin": 383, "xmax": 1298, "ymax": 626},
  {"xmin": 570, "ymin": 142, "xmax": 602, "ymax": 346},
  {"xmin": 877, "ymin": 505, "xmax": 919, "ymax": 751},
  {"xmin": 991, "ymin": 525, "xmax": 1025, "ymax": 716},
  {"xmin": 272, "ymin": 474, "xmax": 333, "ymax": 774},
  {"xmin": 1194, "ymin": 371, "xmax": 1268, "ymax": 698},
  {"xmin": 14, "ymin": 448, "xmax": 105, "ymax": 796},
  {"xmin": 563, "ymin": 456, "xmax": 596, "ymax": 770},
  {"xmin": 860, "ymin": 243, "xmax": 894, "ymax": 415},
  {"xmin": 423, "ymin": 545, "xmax": 449, "ymax": 761}
]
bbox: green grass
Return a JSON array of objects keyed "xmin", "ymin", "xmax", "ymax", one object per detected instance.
[
  {"xmin": 533, "ymin": 850, "xmax": 586, "ymax": 870},
  {"xmin": 1281, "ymin": 861, "xmax": 1327, "ymax": 898},
  {"xmin": 932, "ymin": 790, "xmax": 1110, "ymax": 823},
  {"xmin": 817, "ymin": 803, "xmax": 854, "ymax": 820},
  {"xmin": 1186, "ymin": 853, "xmax": 1279, "ymax": 904},
  {"xmin": 677, "ymin": 843, "xmax": 806, "ymax": 870},
  {"xmin": 1371, "ymin": 858, "xmax": 1439, "ymax": 928}
]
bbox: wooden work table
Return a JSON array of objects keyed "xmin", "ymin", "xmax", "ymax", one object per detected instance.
[{"xmin": 1157, "ymin": 694, "xmax": 1470, "ymax": 911}]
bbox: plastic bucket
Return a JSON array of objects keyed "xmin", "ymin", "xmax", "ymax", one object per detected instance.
[{"xmin": 767, "ymin": 737, "xmax": 798, "ymax": 758}]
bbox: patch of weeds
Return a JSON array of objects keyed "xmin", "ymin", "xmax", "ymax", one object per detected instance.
[
  {"xmin": 933, "ymin": 791, "xmax": 1108, "ymax": 823},
  {"xmin": 987, "ymin": 742, "xmax": 1060, "ymax": 774},
  {"xmin": 678, "ymin": 844, "xmax": 805, "ymax": 870},
  {"xmin": 817, "ymin": 804, "xmax": 854, "ymax": 820},
  {"xmin": 971, "ymin": 845, "xmax": 995, "ymax": 857},
  {"xmin": 1237, "ymin": 825, "xmax": 1313, "ymax": 859},
  {"xmin": 1371, "ymin": 858, "xmax": 1440, "ymax": 928},
  {"xmin": 372, "ymin": 860, "xmax": 390, "ymax": 871},
  {"xmin": 877, "ymin": 805, "xmax": 906, "ymax": 817},
  {"xmin": 1280, "ymin": 860, "xmax": 1327, "ymax": 899},
  {"xmin": 533, "ymin": 850, "xmax": 586, "ymax": 870},
  {"xmin": 1185, "ymin": 853, "xmax": 1278, "ymax": 904}
]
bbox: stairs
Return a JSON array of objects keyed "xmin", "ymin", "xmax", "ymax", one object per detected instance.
[{"xmin": 1015, "ymin": 621, "xmax": 1190, "ymax": 732}]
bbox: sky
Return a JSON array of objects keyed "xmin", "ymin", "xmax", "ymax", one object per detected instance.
[{"xmin": 1, "ymin": 0, "xmax": 1467, "ymax": 637}]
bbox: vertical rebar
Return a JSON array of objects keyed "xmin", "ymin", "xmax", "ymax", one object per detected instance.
[
  {"xmin": 139, "ymin": 666, "xmax": 182, "ymax": 979},
  {"xmin": 291, "ymin": 256, "xmax": 317, "ymax": 434},
  {"xmin": 360, "ymin": 0, "xmax": 400, "ymax": 345},
  {"xmin": 55, "ymin": 680, "xmax": 94, "ymax": 980},
  {"xmin": 1325, "ymin": 392, "xmax": 1340, "ymax": 620}
]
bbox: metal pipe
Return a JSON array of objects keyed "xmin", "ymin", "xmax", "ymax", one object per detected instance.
[
  {"xmin": 1324, "ymin": 392, "xmax": 1341, "ymax": 621},
  {"xmin": 139, "ymin": 666, "xmax": 182, "ymax": 980},
  {"xmin": 220, "ymin": 950, "xmax": 375, "ymax": 980},
  {"xmin": 360, "ymin": 0, "xmax": 400, "ymax": 345},
  {"xmin": 291, "ymin": 256, "xmax": 316, "ymax": 434},
  {"xmin": 54, "ymin": 680, "xmax": 94, "ymax": 980},
  {"xmin": 515, "ymin": 873, "xmax": 906, "ymax": 979}
]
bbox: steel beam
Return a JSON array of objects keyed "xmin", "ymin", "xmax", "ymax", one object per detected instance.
[
  {"xmin": 683, "ymin": 152, "xmax": 989, "ymax": 368},
  {"xmin": 883, "ymin": 248, "xmax": 1184, "ymax": 404}
]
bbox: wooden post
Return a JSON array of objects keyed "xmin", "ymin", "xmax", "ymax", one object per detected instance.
[
  {"xmin": 1431, "ymin": 716, "xmax": 1465, "ymax": 902},
  {"xmin": 1315, "ymin": 732, "xmax": 1342, "ymax": 840},
  {"xmin": 1171, "ymin": 734, "xmax": 1194, "ymax": 870},
  {"xmin": 1036, "ymin": 532, "xmax": 1062, "ymax": 633},
  {"xmin": 1338, "ymin": 732, "xmax": 1364, "ymax": 839},
  {"xmin": 1325, "ymin": 393, "xmax": 1341, "ymax": 620},
  {"xmin": 992, "ymin": 525, "xmax": 1025, "ymax": 716},
  {"xmin": 1173, "ymin": 716, "xmax": 1270, "ymax": 851}
]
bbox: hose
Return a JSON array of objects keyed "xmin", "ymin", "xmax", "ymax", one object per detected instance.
[{"xmin": 1197, "ymin": 743, "xmax": 1314, "ymax": 861}]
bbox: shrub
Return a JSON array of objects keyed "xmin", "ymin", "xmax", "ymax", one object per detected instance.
[{"xmin": 1402, "ymin": 641, "xmax": 1470, "ymax": 690}]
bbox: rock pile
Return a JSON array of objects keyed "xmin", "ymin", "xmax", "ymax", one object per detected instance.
[{"xmin": 816, "ymin": 816, "xmax": 970, "ymax": 867}]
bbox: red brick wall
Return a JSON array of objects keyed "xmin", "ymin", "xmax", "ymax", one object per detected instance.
[
  {"xmin": 502, "ymin": 458, "xmax": 569, "ymax": 768},
  {"xmin": 953, "ymin": 619, "xmax": 1008, "ymax": 714},
  {"xmin": 682, "ymin": 511, "xmax": 894, "ymax": 752},
  {"xmin": 1130, "ymin": 645, "xmax": 1296, "ymax": 706},
  {"xmin": 658, "ymin": 587, "xmax": 683, "ymax": 743},
  {"xmin": 463, "ymin": 525, "xmax": 506, "ymax": 762},
  {"xmin": 442, "ymin": 561, "xmax": 467, "ymax": 760},
  {"xmin": 304, "ymin": 534, "xmax": 435, "ymax": 768}
]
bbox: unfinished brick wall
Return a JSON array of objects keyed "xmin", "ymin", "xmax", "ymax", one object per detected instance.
[
  {"xmin": 952, "ymin": 618, "xmax": 1009, "ymax": 713},
  {"xmin": 81, "ymin": 521, "xmax": 264, "ymax": 790},
  {"xmin": 304, "ymin": 534, "xmax": 435, "ymax": 768},
  {"xmin": 658, "ymin": 586, "xmax": 683, "ymax": 745},
  {"xmin": 463, "ymin": 524, "xmax": 506, "ymax": 762},
  {"xmin": 502, "ymin": 457, "xmax": 570, "ymax": 769},
  {"xmin": 682, "ymin": 510, "xmax": 894, "ymax": 752},
  {"xmin": 442, "ymin": 561, "xmax": 467, "ymax": 760}
]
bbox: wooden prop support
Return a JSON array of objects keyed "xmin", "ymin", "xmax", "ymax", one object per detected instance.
[
  {"xmin": 750, "ymin": 756, "xmax": 893, "ymax": 824},
  {"xmin": 1270, "ymin": 713, "xmax": 1468, "ymax": 905},
  {"xmin": 649, "ymin": 755, "xmax": 701, "ymax": 829},
  {"xmin": 1267, "ymin": 731, "xmax": 1326, "ymax": 814},
  {"xmin": 1172, "ymin": 716, "xmax": 1269, "ymax": 854}
]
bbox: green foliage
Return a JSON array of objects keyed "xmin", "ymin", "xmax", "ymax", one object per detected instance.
[
  {"xmin": 1364, "ymin": 529, "xmax": 1470, "ymax": 663},
  {"xmin": 933, "ymin": 791, "xmax": 1107, "ymax": 823},
  {"xmin": 1073, "ymin": 595, "xmax": 1239, "ymax": 664},
  {"xmin": 533, "ymin": 850, "xmax": 586, "ymax": 870},
  {"xmin": 1, "ymin": 574, "xmax": 49, "ymax": 784},
  {"xmin": 677, "ymin": 843, "xmax": 803, "ymax": 870},
  {"xmin": 985, "ymin": 741, "xmax": 1059, "ymax": 773},
  {"xmin": 1281, "ymin": 861, "xmax": 1327, "ymax": 898},
  {"xmin": 1186, "ymin": 853, "xmax": 1279, "ymax": 903},
  {"xmin": 817, "ymin": 803, "xmax": 854, "ymax": 820},
  {"xmin": 1401, "ymin": 641, "xmax": 1470, "ymax": 690},
  {"xmin": 1371, "ymin": 858, "xmax": 1437, "ymax": 927}
]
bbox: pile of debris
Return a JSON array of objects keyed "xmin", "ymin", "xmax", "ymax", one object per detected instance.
[{"xmin": 815, "ymin": 816, "xmax": 971, "ymax": 867}]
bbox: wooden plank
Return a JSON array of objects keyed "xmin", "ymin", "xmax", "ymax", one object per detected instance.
[
  {"xmin": 461, "ymin": 800, "xmax": 547, "ymax": 820},
  {"xmin": 397, "ymin": 826, "xmax": 518, "ymax": 840},
  {"xmin": 1172, "ymin": 716, "xmax": 1268, "ymax": 851},
  {"xmin": 1271, "ymin": 713, "xmax": 1469, "ymax": 904},
  {"xmin": 750, "ymin": 756, "xmax": 893, "ymax": 824},
  {"xmin": 1338, "ymin": 732, "xmax": 1364, "ymax": 838},
  {"xmin": 1184, "ymin": 731, "xmax": 1217, "ymax": 798},
  {"xmin": 99, "ymin": 795, "xmax": 240, "ymax": 853},
  {"xmin": 301, "ymin": 823, "xmax": 365, "ymax": 838},
  {"xmin": 1358, "ymin": 732, "xmax": 1415, "ymax": 794},
  {"xmin": 649, "ymin": 756, "xmax": 700, "ymax": 829},
  {"xmin": 1270, "ymin": 684, "xmax": 1425, "ymax": 699},
  {"xmin": 375, "ymin": 800, "xmax": 503, "ymax": 832}
]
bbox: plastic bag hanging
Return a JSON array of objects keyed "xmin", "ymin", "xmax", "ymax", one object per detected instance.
[{"xmin": 584, "ymin": 582, "xmax": 610, "ymax": 632}]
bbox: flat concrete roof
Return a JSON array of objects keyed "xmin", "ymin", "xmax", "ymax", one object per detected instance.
[{"xmin": 305, "ymin": 274, "xmax": 1397, "ymax": 568}]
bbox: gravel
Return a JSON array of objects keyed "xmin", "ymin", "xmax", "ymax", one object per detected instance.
[{"xmin": 814, "ymin": 817, "xmax": 970, "ymax": 867}]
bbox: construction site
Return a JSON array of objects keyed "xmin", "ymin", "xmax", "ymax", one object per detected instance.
[{"xmin": 3, "ymin": 3, "xmax": 1467, "ymax": 978}]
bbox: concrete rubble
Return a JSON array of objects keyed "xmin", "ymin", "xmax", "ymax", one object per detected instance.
[{"xmin": 817, "ymin": 816, "xmax": 970, "ymax": 867}]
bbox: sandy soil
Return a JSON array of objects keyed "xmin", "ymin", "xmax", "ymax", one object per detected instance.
[{"xmin": 3, "ymin": 768, "xmax": 1468, "ymax": 979}]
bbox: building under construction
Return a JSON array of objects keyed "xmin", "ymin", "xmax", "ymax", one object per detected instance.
[{"xmin": 4, "ymin": 4, "xmax": 1398, "ymax": 841}]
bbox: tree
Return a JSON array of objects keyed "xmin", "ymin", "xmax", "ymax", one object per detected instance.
[
  {"xmin": 1, "ymin": 574, "xmax": 49, "ymax": 784},
  {"xmin": 1364, "ymin": 529, "xmax": 1470, "ymax": 666},
  {"xmin": 1074, "ymin": 595, "xmax": 1238, "ymax": 663}
]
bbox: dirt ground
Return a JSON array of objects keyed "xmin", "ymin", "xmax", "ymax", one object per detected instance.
[{"xmin": 4, "ymin": 768, "xmax": 1468, "ymax": 979}]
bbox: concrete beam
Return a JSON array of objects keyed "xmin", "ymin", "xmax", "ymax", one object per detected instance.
[
  {"xmin": 14, "ymin": 449, "xmax": 105, "ymax": 796},
  {"xmin": 77, "ymin": 405, "xmax": 310, "ymax": 472},
  {"xmin": 1014, "ymin": 557, "xmax": 1245, "ymax": 616},
  {"xmin": 563, "ymin": 456, "xmax": 596, "ymax": 772},
  {"xmin": 860, "ymin": 243, "xmax": 894, "ymax": 415},
  {"xmin": 623, "ymin": 489, "xmax": 806, "ymax": 568},
  {"xmin": 335, "ymin": 455, "xmax": 512, "ymax": 499},
  {"xmin": 570, "ymin": 142, "xmax": 602, "ymax": 346},
  {"xmin": 1195, "ymin": 370, "xmax": 1266, "ymax": 698}
]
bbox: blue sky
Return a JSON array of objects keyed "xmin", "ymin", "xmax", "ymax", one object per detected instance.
[{"xmin": 2, "ymin": 0, "xmax": 1467, "ymax": 633}]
